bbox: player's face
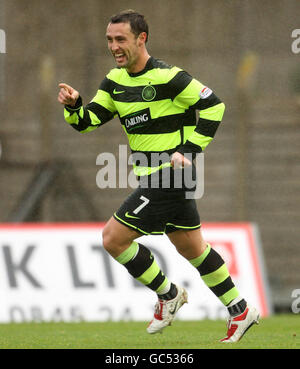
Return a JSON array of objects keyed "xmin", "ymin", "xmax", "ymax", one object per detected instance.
[{"xmin": 106, "ymin": 22, "xmax": 141, "ymax": 72}]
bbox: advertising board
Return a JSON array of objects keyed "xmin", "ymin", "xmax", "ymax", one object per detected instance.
[{"xmin": 0, "ymin": 222, "xmax": 271, "ymax": 322}]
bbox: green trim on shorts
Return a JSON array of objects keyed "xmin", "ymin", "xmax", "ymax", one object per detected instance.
[
  {"xmin": 113, "ymin": 213, "xmax": 164, "ymax": 235},
  {"xmin": 113, "ymin": 214, "xmax": 200, "ymax": 236},
  {"xmin": 165, "ymin": 222, "xmax": 201, "ymax": 231}
]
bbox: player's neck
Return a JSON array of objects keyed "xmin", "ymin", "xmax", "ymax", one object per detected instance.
[{"xmin": 126, "ymin": 50, "xmax": 151, "ymax": 74}]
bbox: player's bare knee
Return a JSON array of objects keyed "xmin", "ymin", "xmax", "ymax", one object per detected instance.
[
  {"xmin": 102, "ymin": 223, "xmax": 131, "ymax": 257},
  {"xmin": 102, "ymin": 224, "xmax": 116, "ymax": 254}
]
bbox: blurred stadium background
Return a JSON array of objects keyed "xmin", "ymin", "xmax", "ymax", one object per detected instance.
[{"xmin": 0, "ymin": 0, "xmax": 299, "ymax": 314}]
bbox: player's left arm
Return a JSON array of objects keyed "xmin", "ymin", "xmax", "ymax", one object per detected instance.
[{"xmin": 172, "ymin": 73, "xmax": 225, "ymax": 155}]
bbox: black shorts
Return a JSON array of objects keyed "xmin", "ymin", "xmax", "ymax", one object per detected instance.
[{"xmin": 114, "ymin": 186, "xmax": 201, "ymax": 235}]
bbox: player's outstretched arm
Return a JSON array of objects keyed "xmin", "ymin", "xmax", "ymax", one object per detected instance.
[
  {"xmin": 57, "ymin": 83, "xmax": 79, "ymax": 107},
  {"xmin": 58, "ymin": 81, "xmax": 116, "ymax": 133}
]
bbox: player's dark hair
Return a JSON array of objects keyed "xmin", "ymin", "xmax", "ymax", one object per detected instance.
[{"xmin": 109, "ymin": 10, "xmax": 149, "ymax": 43}]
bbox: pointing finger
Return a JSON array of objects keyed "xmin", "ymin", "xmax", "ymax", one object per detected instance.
[{"xmin": 59, "ymin": 83, "xmax": 72, "ymax": 94}]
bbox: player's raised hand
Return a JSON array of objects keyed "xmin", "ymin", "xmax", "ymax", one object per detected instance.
[{"xmin": 57, "ymin": 83, "xmax": 80, "ymax": 107}]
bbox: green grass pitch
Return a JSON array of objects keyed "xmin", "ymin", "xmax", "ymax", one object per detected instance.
[{"xmin": 0, "ymin": 314, "xmax": 298, "ymax": 349}]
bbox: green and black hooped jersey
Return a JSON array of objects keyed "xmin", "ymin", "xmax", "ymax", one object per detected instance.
[{"xmin": 64, "ymin": 57, "xmax": 225, "ymax": 176}]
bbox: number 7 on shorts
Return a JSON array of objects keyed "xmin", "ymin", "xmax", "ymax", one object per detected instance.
[{"xmin": 133, "ymin": 196, "xmax": 150, "ymax": 215}]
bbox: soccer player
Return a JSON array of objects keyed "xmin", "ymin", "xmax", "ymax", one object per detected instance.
[{"xmin": 57, "ymin": 10, "xmax": 259, "ymax": 342}]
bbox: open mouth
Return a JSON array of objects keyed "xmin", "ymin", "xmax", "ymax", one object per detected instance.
[{"xmin": 114, "ymin": 53, "xmax": 126, "ymax": 63}]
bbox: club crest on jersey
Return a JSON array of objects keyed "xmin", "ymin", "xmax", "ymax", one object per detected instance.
[
  {"xmin": 199, "ymin": 86, "xmax": 213, "ymax": 99},
  {"xmin": 142, "ymin": 85, "xmax": 156, "ymax": 101},
  {"xmin": 121, "ymin": 108, "xmax": 151, "ymax": 133}
]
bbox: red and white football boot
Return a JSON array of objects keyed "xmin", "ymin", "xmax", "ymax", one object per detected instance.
[
  {"xmin": 147, "ymin": 285, "xmax": 188, "ymax": 334},
  {"xmin": 220, "ymin": 305, "xmax": 260, "ymax": 343}
]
